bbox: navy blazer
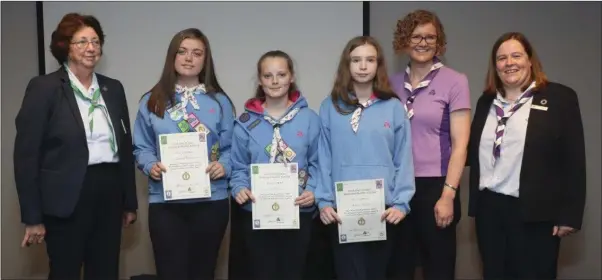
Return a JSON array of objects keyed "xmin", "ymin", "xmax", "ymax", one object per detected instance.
[
  {"xmin": 13, "ymin": 67, "xmax": 138, "ymax": 225},
  {"xmin": 467, "ymin": 82, "xmax": 587, "ymax": 230}
]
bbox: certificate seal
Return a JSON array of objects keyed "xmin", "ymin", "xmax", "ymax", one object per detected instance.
[
  {"xmin": 182, "ymin": 172, "xmax": 191, "ymax": 180},
  {"xmin": 358, "ymin": 217, "xmax": 366, "ymax": 226},
  {"xmin": 272, "ymin": 202, "xmax": 280, "ymax": 211}
]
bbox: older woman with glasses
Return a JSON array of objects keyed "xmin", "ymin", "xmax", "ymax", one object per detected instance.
[{"xmin": 13, "ymin": 13, "xmax": 137, "ymax": 280}]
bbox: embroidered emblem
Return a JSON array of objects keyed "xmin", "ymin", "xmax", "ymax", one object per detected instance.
[
  {"xmin": 210, "ymin": 142, "xmax": 220, "ymax": 161},
  {"xmin": 297, "ymin": 131, "xmax": 304, "ymax": 137},
  {"xmin": 264, "ymin": 142, "xmax": 296, "ymax": 163},
  {"xmin": 247, "ymin": 119, "xmax": 261, "ymax": 131},
  {"xmin": 186, "ymin": 113, "xmax": 200, "ymax": 128},
  {"xmin": 167, "ymin": 103, "xmax": 185, "ymax": 120},
  {"xmin": 540, "ymin": 99, "xmax": 547, "ymax": 105},
  {"xmin": 239, "ymin": 112, "xmax": 250, "ymax": 123},
  {"xmin": 429, "ymin": 89, "xmax": 436, "ymax": 95},
  {"xmin": 384, "ymin": 121, "xmax": 391, "ymax": 128},
  {"xmin": 177, "ymin": 120, "xmax": 190, "ymax": 132},
  {"xmin": 194, "ymin": 123, "xmax": 211, "ymax": 136},
  {"xmin": 209, "ymin": 108, "xmax": 216, "ymax": 114}
]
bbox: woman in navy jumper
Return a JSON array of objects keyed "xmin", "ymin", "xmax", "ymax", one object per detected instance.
[
  {"xmin": 133, "ymin": 28, "xmax": 235, "ymax": 280},
  {"xmin": 229, "ymin": 50, "xmax": 321, "ymax": 280}
]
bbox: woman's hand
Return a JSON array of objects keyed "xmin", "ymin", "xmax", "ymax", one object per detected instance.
[
  {"xmin": 22, "ymin": 224, "xmax": 46, "ymax": 247},
  {"xmin": 434, "ymin": 196, "xmax": 454, "ymax": 228}
]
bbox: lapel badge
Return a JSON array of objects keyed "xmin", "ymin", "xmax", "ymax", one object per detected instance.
[
  {"xmin": 540, "ymin": 99, "xmax": 547, "ymax": 105},
  {"xmin": 102, "ymin": 86, "xmax": 108, "ymax": 92}
]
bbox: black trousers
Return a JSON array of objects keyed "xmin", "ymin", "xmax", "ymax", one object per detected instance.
[
  {"xmin": 387, "ymin": 176, "xmax": 461, "ymax": 280},
  {"xmin": 228, "ymin": 201, "xmax": 249, "ymax": 280},
  {"xmin": 44, "ymin": 163, "xmax": 123, "ymax": 280},
  {"xmin": 241, "ymin": 210, "xmax": 313, "ymax": 280},
  {"xmin": 148, "ymin": 198, "xmax": 229, "ymax": 280},
  {"xmin": 304, "ymin": 215, "xmax": 336, "ymax": 280},
  {"xmin": 329, "ymin": 212, "xmax": 398, "ymax": 280},
  {"xmin": 475, "ymin": 189, "xmax": 560, "ymax": 280}
]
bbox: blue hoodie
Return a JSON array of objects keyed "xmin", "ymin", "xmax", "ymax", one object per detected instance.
[
  {"xmin": 229, "ymin": 91, "xmax": 321, "ymax": 212},
  {"xmin": 133, "ymin": 90, "xmax": 235, "ymax": 203},
  {"xmin": 315, "ymin": 94, "xmax": 416, "ymax": 214}
]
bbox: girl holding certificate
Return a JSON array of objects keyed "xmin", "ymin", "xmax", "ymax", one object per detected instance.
[
  {"xmin": 132, "ymin": 28, "xmax": 235, "ymax": 280},
  {"xmin": 229, "ymin": 50, "xmax": 321, "ymax": 280},
  {"xmin": 315, "ymin": 36, "xmax": 416, "ymax": 280}
]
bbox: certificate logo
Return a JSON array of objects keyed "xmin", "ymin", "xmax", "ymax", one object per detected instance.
[
  {"xmin": 358, "ymin": 217, "xmax": 366, "ymax": 226},
  {"xmin": 289, "ymin": 164, "xmax": 297, "ymax": 174},
  {"xmin": 160, "ymin": 135, "xmax": 167, "ymax": 145},
  {"xmin": 253, "ymin": 219, "xmax": 261, "ymax": 228},
  {"xmin": 376, "ymin": 179, "xmax": 383, "ymax": 189},
  {"xmin": 340, "ymin": 234, "xmax": 347, "ymax": 243},
  {"xmin": 336, "ymin": 183, "xmax": 344, "ymax": 192},
  {"xmin": 182, "ymin": 172, "xmax": 191, "ymax": 180},
  {"xmin": 198, "ymin": 133, "xmax": 206, "ymax": 142},
  {"xmin": 252, "ymin": 165, "xmax": 259, "ymax": 174},
  {"xmin": 272, "ymin": 202, "xmax": 280, "ymax": 211},
  {"xmin": 165, "ymin": 190, "xmax": 172, "ymax": 199}
]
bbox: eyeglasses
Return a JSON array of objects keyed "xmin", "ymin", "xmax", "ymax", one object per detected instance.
[
  {"xmin": 71, "ymin": 40, "xmax": 101, "ymax": 49},
  {"xmin": 410, "ymin": 35, "xmax": 437, "ymax": 45}
]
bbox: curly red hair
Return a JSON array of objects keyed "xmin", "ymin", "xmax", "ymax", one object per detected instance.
[{"xmin": 393, "ymin": 10, "xmax": 447, "ymax": 56}]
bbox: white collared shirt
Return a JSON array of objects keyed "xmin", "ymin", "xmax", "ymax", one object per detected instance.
[
  {"xmin": 478, "ymin": 88, "xmax": 534, "ymax": 197},
  {"xmin": 65, "ymin": 65, "xmax": 119, "ymax": 164}
]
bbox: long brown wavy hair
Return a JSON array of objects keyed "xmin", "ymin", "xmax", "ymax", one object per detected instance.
[
  {"xmin": 330, "ymin": 36, "xmax": 398, "ymax": 115},
  {"xmin": 147, "ymin": 28, "xmax": 235, "ymax": 118}
]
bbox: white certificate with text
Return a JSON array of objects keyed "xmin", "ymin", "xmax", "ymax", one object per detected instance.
[
  {"xmin": 251, "ymin": 163, "xmax": 300, "ymax": 230},
  {"xmin": 159, "ymin": 132, "xmax": 211, "ymax": 201},
  {"xmin": 335, "ymin": 179, "xmax": 387, "ymax": 243}
]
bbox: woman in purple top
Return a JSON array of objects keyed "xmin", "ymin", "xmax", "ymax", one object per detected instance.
[{"xmin": 387, "ymin": 10, "xmax": 471, "ymax": 280}]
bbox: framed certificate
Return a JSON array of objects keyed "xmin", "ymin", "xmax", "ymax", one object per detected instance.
[
  {"xmin": 251, "ymin": 163, "xmax": 300, "ymax": 230},
  {"xmin": 335, "ymin": 179, "xmax": 387, "ymax": 243},
  {"xmin": 158, "ymin": 132, "xmax": 211, "ymax": 201}
]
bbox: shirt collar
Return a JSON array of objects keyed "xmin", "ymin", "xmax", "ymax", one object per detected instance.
[{"xmin": 64, "ymin": 62, "xmax": 99, "ymax": 96}]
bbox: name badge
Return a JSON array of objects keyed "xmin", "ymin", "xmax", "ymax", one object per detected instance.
[{"xmin": 531, "ymin": 104, "xmax": 548, "ymax": 111}]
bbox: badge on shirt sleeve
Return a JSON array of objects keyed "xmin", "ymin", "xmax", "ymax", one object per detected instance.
[
  {"xmin": 239, "ymin": 112, "xmax": 250, "ymax": 123},
  {"xmin": 247, "ymin": 119, "xmax": 261, "ymax": 131}
]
